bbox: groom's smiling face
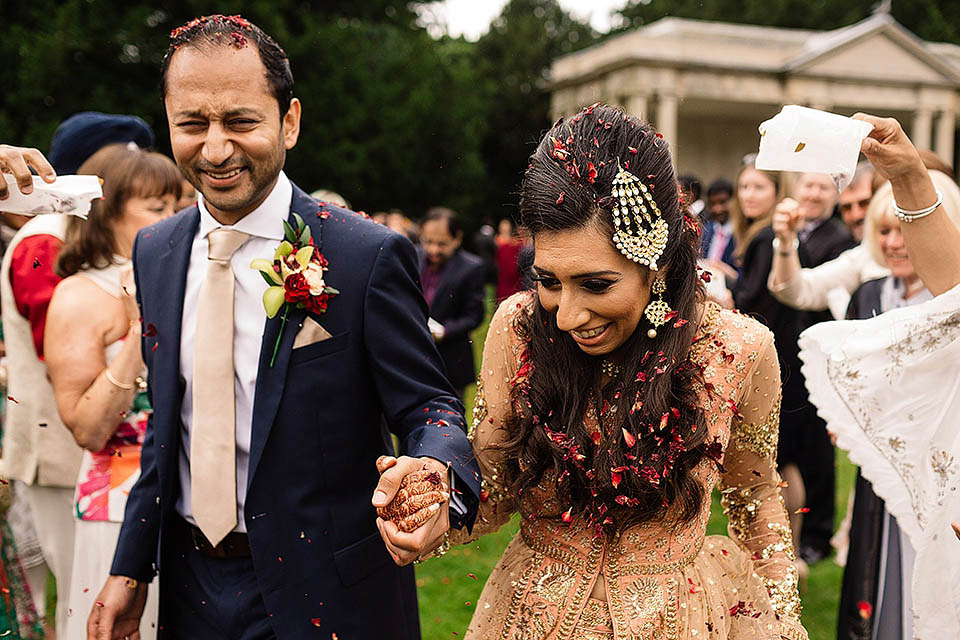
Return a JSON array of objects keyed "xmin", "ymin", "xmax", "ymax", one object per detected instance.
[{"xmin": 164, "ymin": 43, "xmax": 301, "ymax": 224}]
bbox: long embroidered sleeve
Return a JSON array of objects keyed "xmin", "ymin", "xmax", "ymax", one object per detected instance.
[
  {"xmin": 720, "ymin": 331, "xmax": 805, "ymax": 639},
  {"xmin": 452, "ymin": 295, "xmax": 525, "ymax": 544}
]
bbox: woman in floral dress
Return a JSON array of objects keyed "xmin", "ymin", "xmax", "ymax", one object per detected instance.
[{"xmin": 44, "ymin": 144, "xmax": 181, "ymax": 640}]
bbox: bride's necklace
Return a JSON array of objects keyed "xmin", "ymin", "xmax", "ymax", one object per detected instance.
[{"xmin": 600, "ymin": 360, "xmax": 621, "ymax": 378}]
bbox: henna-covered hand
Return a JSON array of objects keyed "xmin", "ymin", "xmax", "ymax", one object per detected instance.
[{"xmin": 375, "ymin": 464, "xmax": 448, "ymax": 533}]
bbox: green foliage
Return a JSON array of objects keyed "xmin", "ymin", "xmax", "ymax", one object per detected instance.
[
  {"xmin": 473, "ymin": 0, "xmax": 598, "ymax": 224},
  {"xmin": 617, "ymin": 0, "xmax": 960, "ymax": 45},
  {"xmin": 0, "ymin": 0, "xmax": 489, "ymax": 221}
]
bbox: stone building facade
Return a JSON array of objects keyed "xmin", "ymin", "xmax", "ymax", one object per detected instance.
[{"xmin": 549, "ymin": 13, "xmax": 960, "ymax": 184}]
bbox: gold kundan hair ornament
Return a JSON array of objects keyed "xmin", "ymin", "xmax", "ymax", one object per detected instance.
[
  {"xmin": 610, "ymin": 166, "xmax": 669, "ymax": 270},
  {"xmin": 644, "ymin": 278, "xmax": 671, "ymax": 339}
]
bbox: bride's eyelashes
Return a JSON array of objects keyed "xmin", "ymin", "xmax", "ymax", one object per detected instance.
[
  {"xmin": 531, "ymin": 274, "xmax": 618, "ymax": 294},
  {"xmin": 580, "ymin": 278, "xmax": 617, "ymax": 293}
]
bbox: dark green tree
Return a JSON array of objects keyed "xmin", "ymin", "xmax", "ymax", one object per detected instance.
[
  {"xmin": 472, "ymin": 0, "xmax": 597, "ymax": 223},
  {"xmin": 0, "ymin": 1, "xmax": 492, "ymax": 219},
  {"xmin": 617, "ymin": 0, "xmax": 960, "ymax": 45}
]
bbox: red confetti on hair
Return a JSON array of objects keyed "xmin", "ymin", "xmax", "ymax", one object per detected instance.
[
  {"xmin": 627, "ymin": 146, "xmax": 638, "ymax": 155},
  {"xmin": 611, "ymin": 470, "xmax": 622, "ymax": 488},
  {"xmin": 561, "ymin": 507, "xmax": 573, "ymax": 523},
  {"xmin": 586, "ymin": 162, "xmax": 597, "ymax": 183},
  {"xmin": 556, "ymin": 191, "xmax": 565, "ymax": 205},
  {"xmin": 622, "ymin": 427, "xmax": 636, "ymax": 448},
  {"xmin": 655, "ymin": 132, "xmax": 664, "ymax": 139},
  {"xmin": 312, "ymin": 619, "xmax": 322, "ymax": 627}
]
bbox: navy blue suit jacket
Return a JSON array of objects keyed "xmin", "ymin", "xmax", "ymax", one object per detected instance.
[
  {"xmin": 111, "ymin": 184, "xmax": 481, "ymax": 638},
  {"xmin": 419, "ymin": 250, "xmax": 486, "ymax": 389}
]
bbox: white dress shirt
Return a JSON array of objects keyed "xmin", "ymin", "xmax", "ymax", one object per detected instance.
[{"xmin": 176, "ymin": 172, "xmax": 292, "ymax": 532}]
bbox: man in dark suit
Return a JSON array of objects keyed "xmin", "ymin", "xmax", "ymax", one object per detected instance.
[
  {"xmin": 419, "ymin": 207, "xmax": 486, "ymax": 399},
  {"xmin": 86, "ymin": 15, "xmax": 480, "ymax": 639}
]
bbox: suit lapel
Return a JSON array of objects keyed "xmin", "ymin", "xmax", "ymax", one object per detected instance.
[
  {"xmin": 149, "ymin": 209, "xmax": 199, "ymax": 460},
  {"xmin": 248, "ymin": 186, "xmax": 322, "ymax": 488}
]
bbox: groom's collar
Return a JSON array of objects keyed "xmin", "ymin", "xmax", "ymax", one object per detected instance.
[{"xmin": 196, "ymin": 171, "xmax": 292, "ymax": 241}]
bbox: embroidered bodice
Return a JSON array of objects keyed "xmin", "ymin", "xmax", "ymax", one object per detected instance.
[{"xmin": 456, "ymin": 293, "xmax": 806, "ymax": 640}]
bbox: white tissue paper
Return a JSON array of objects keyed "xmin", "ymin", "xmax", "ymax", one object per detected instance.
[
  {"xmin": 1, "ymin": 174, "xmax": 103, "ymax": 219},
  {"xmin": 755, "ymin": 105, "xmax": 874, "ymax": 192}
]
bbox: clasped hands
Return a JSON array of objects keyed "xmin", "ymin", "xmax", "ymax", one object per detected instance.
[{"xmin": 372, "ymin": 455, "xmax": 451, "ymax": 565}]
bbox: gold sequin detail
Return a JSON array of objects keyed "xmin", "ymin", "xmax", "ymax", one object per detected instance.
[
  {"xmin": 732, "ymin": 396, "xmax": 781, "ymax": 459},
  {"xmin": 624, "ymin": 576, "xmax": 665, "ymax": 621}
]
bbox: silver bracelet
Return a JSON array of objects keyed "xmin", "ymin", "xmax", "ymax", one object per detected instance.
[
  {"xmin": 772, "ymin": 236, "xmax": 799, "ymax": 256},
  {"xmin": 894, "ymin": 190, "xmax": 942, "ymax": 222}
]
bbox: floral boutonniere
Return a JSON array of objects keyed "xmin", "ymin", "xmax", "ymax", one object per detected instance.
[{"xmin": 251, "ymin": 213, "xmax": 339, "ymax": 366}]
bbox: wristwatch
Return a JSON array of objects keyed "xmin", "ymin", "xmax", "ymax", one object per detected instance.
[{"xmin": 772, "ymin": 236, "xmax": 799, "ymax": 256}]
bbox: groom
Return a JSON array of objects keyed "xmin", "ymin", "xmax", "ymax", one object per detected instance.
[{"xmin": 86, "ymin": 15, "xmax": 480, "ymax": 639}]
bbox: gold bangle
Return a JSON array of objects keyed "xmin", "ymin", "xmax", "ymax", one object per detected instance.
[
  {"xmin": 414, "ymin": 530, "xmax": 451, "ymax": 564},
  {"xmin": 104, "ymin": 369, "xmax": 135, "ymax": 390}
]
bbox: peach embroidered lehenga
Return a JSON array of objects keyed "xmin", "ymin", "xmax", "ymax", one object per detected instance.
[{"xmin": 454, "ymin": 294, "xmax": 807, "ymax": 640}]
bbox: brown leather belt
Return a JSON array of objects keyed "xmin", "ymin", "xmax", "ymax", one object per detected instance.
[{"xmin": 188, "ymin": 523, "xmax": 251, "ymax": 559}]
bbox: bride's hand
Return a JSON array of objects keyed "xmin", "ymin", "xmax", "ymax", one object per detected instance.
[
  {"xmin": 952, "ymin": 521, "xmax": 960, "ymax": 541},
  {"xmin": 374, "ymin": 458, "xmax": 448, "ymax": 532},
  {"xmin": 373, "ymin": 455, "xmax": 451, "ymax": 565}
]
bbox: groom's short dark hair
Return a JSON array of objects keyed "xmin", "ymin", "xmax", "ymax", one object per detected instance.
[{"xmin": 159, "ymin": 14, "xmax": 294, "ymax": 116}]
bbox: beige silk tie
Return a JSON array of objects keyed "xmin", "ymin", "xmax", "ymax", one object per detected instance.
[{"xmin": 191, "ymin": 227, "xmax": 250, "ymax": 546}]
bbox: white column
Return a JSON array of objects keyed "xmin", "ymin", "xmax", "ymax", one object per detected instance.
[
  {"xmin": 656, "ymin": 93, "xmax": 678, "ymax": 151},
  {"xmin": 626, "ymin": 93, "xmax": 649, "ymax": 120},
  {"xmin": 935, "ymin": 109, "xmax": 955, "ymax": 168},
  {"xmin": 913, "ymin": 108, "xmax": 933, "ymax": 151}
]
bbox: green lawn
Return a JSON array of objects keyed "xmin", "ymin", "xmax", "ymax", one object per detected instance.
[{"xmin": 416, "ymin": 293, "xmax": 855, "ymax": 638}]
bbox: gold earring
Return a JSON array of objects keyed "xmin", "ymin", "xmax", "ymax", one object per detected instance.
[{"xmin": 644, "ymin": 278, "xmax": 671, "ymax": 339}]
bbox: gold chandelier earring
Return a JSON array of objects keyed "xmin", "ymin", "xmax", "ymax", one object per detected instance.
[{"xmin": 644, "ymin": 278, "xmax": 671, "ymax": 339}]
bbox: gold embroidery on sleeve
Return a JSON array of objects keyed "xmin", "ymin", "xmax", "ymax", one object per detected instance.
[{"xmin": 733, "ymin": 396, "xmax": 781, "ymax": 458}]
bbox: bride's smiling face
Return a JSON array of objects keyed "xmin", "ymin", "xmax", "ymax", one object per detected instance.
[{"xmin": 532, "ymin": 221, "xmax": 651, "ymax": 356}]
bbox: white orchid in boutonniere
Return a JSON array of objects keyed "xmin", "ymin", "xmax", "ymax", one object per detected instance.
[{"xmin": 250, "ymin": 213, "xmax": 338, "ymax": 365}]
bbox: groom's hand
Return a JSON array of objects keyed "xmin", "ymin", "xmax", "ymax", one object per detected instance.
[
  {"xmin": 373, "ymin": 455, "xmax": 450, "ymax": 565},
  {"xmin": 87, "ymin": 574, "xmax": 148, "ymax": 640}
]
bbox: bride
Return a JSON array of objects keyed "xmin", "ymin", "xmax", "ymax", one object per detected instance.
[{"xmin": 379, "ymin": 104, "xmax": 806, "ymax": 639}]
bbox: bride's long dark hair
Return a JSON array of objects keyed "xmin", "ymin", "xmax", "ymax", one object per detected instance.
[{"xmin": 501, "ymin": 104, "xmax": 708, "ymax": 537}]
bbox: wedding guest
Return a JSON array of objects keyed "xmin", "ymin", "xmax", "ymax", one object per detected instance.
[
  {"xmin": 381, "ymin": 104, "xmax": 807, "ymax": 639},
  {"xmin": 176, "ymin": 178, "xmax": 197, "ymax": 211},
  {"xmin": 309, "ymin": 188, "xmax": 350, "ymax": 209},
  {"xmin": 699, "ymin": 177, "xmax": 737, "ymax": 279},
  {"xmin": 7, "ymin": 15, "xmax": 480, "ymax": 640},
  {"xmin": 0, "ymin": 481, "xmax": 43, "ymax": 639},
  {"xmin": 799, "ymin": 113, "xmax": 960, "ymax": 638},
  {"xmin": 470, "ymin": 217, "xmax": 498, "ymax": 286},
  {"xmin": 494, "ymin": 217, "xmax": 525, "ymax": 301},
  {"xmin": 733, "ymin": 163, "xmax": 856, "ymax": 567},
  {"xmin": 418, "ymin": 207, "xmax": 486, "ymax": 399},
  {"xmin": 679, "ymin": 172, "xmax": 704, "ymax": 216},
  {"xmin": 46, "ymin": 143, "xmax": 181, "ymax": 640},
  {"xmin": 833, "ymin": 171, "xmax": 960, "ymax": 640},
  {"xmin": 0, "ymin": 111, "xmax": 154, "ymax": 638},
  {"xmin": 768, "ymin": 155, "xmax": 954, "ymax": 319}
]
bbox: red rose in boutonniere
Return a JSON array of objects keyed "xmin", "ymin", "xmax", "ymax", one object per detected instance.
[{"xmin": 250, "ymin": 213, "xmax": 339, "ymax": 366}]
